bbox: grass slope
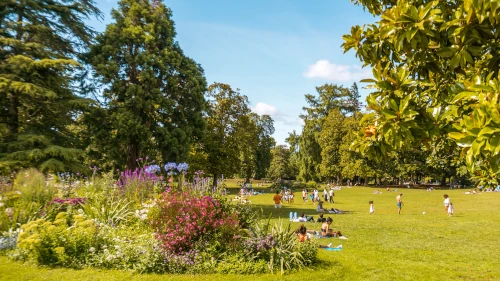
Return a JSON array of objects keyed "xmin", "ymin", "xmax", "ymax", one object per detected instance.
[{"xmin": 1, "ymin": 183, "xmax": 500, "ymax": 281}]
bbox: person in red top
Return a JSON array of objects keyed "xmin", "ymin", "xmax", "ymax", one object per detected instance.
[
  {"xmin": 297, "ymin": 225, "xmax": 332, "ymax": 248},
  {"xmin": 273, "ymin": 191, "xmax": 282, "ymax": 208}
]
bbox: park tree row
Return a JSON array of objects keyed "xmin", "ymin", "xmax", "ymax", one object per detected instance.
[
  {"xmin": 265, "ymin": 82, "xmax": 470, "ymax": 186},
  {"xmin": 0, "ymin": 0, "xmax": 274, "ymax": 183}
]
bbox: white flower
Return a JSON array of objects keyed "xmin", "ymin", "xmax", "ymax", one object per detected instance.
[
  {"xmin": 4, "ymin": 208, "xmax": 13, "ymax": 217},
  {"xmin": 89, "ymin": 247, "xmax": 95, "ymax": 253},
  {"xmin": 0, "ymin": 202, "xmax": 4, "ymax": 208},
  {"xmin": 114, "ymin": 245, "xmax": 120, "ymax": 250}
]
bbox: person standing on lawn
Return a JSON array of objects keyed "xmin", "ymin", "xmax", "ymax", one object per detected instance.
[
  {"xmin": 329, "ymin": 188, "xmax": 334, "ymax": 203},
  {"xmin": 443, "ymin": 194, "xmax": 450, "ymax": 213},
  {"xmin": 273, "ymin": 191, "xmax": 282, "ymax": 208},
  {"xmin": 396, "ymin": 193, "xmax": 403, "ymax": 214}
]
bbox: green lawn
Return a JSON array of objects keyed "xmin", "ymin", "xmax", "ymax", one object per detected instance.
[{"xmin": 2, "ymin": 185, "xmax": 500, "ymax": 280}]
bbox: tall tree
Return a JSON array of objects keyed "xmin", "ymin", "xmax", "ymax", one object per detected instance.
[
  {"xmin": 318, "ymin": 109, "xmax": 349, "ymax": 182},
  {"xmin": 344, "ymin": 0, "xmax": 500, "ymax": 186},
  {"xmin": 296, "ymin": 83, "xmax": 362, "ymax": 181},
  {"xmin": 267, "ymin": 145, "xmax": 292, "ymax": 181},
  {"xmin": 88, "ymin": 0, "xmax": 206, "ymax": 170},
  {"xmin": 254, "ymin": 115, "xmax": 275, "ymax": 179},
  {"xmin": 238, "ymin": 113, "xmax": 259, "ymax": 183},
  {"xmin": 0, "ymin": 0, "xmax": 101, "ymax": 173},
  {"xmin": 204, "ymin": 83, "xmax": 250, "ymax": 185}
]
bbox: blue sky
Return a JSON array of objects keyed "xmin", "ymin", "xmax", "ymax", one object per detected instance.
[{"xmin": 92, "ymin": 0, "xmax": 376, "ymax": 144}]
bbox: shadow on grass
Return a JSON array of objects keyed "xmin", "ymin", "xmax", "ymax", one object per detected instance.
[{"xmin": 248, "ymin": 203, "xmax": 355, "ymax": 219}]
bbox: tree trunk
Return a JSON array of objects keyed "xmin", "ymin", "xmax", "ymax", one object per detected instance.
[
  {"xmin": 212, "ymin": 173, "xmax": 219, "ymax": 189},
  {"xmin": 7, "ymin": 93, "xmax": 19, "ymax": 140},
  {"xmin": 126, "ymin": 140, "xmax": 139, "ymax": 170},
  {"xmin": 440, "ymin": 176, "xmax": 447, "ymax": 186}
]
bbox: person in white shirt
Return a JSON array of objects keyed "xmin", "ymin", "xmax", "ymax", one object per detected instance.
[
  {"xmin": 443, "ymin": 194, "xmax": 450, "ymax": 213},
  {"xmin": 329, "ymin": 188, "xmax": 334, "ymax": 203},
  {"xmin": 447, "ymin": 202, "xmax": 454, "ymax": 217}
]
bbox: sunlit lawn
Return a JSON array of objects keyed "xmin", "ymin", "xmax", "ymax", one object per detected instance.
[{"xmin": 1, "ymin": 181, "xmax": 500, "ymax": 280}]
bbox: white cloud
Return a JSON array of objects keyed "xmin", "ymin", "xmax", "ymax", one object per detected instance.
[
  {"xmin": 251, "ymin": 102, "xmax": 305, "ymax": 128},
  {"xmin": 251, "ymin": 102, "xmax": 279, "ymax": 116},
  {"xmin": 303, "ymin": 60, "xmax": 371, "ymax": 82}
]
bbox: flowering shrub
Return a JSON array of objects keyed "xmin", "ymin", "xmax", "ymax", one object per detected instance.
[
  {"xmin": 50, "ymin": 198, "xmax": 86, "ymax": 205},
  {"xmin": 14, "ymin": 212, "xmax": 101, "ymax": 267},
  {"xmin": 87, "ymin": 225, "xmax": 166, "ymax": 273},
  {"xmin": 42, "ymin": 197, "xmax": 86, "ymax": 222},
  {"xmin": 151, "ymin": 191, "xmax": 240, "ymax": 254},
  {"xmin": 117, "ymin": 167, "xmax": 163, "ymax": 202},
  {"xmin": 242, "ymin": 234, "xmax": 277, "ymax": 261}
]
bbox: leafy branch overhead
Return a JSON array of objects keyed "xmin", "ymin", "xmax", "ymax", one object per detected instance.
[{"xmin": 343, "ymin": 0, "xmax": 500, "ymax": 186}]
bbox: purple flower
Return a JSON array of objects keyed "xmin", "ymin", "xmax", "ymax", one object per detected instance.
[
  {"xmin": 164, "ymin": 162, "xmax": 177, "ymax": 172},
  {"xmin": 177, "ymin": 163, "xmax": 189, "ymax": 173},
  {"xmin": 145, "ymin": 165, "xmax": 161, "ymax": 174}
]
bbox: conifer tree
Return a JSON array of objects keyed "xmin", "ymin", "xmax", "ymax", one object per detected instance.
[
  {"xmin": 0, "ymin": 0, "xmax": 101, "ymax": 173},
  {"xmin": 88, "ymin": 0, "xmax": 207, "ymax": 170}
]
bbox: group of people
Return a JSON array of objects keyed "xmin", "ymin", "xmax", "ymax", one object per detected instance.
[
  {"xmin": 301, "ymin": 188, "xmax": 335, "ymax": 204},
  {"xmin": 272, "ymin": 189, "xmax": 295, "ymax": 207},
  {"xmin": 443, "ymin": 194, "xmax": 454, "ymax": 216},
  {"xmin": 296, "ymin": 216, "xmax": 347, "ymax": 240}
]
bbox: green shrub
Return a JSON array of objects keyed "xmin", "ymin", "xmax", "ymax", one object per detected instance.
[
  {"xmin": 306, "ymin": 181, "xmax": 317, "ymax": 190},
  {"xmin": 87, "ymin": 225, "xmax": 166, "ymax": 273},
  {"xmin": 14, "ymin": 212, "xmax": 101, "ymax": 267},
  {"xmin": 214, "ymin": 254, "xmax": 268, "ymax": 274},
  {"xmin": 268, "ymin": 220, "xmax": 317, "ymax": 275},
  {"xmin": 14, "ymin": 169, "xmax": 55, "ymax": 206},
  {"xmin": 82, "ymin": 195, "xmax": 133, "ymax": 226},
  {"xmin": 293, "ymin": 182, "xmax": 307, "ymax": 189}
]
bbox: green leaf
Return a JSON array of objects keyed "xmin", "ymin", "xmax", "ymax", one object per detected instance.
[
  {"xmin": 437, "ymin": 47, "xmax": 455, "ymax": 58},
  {"xmin": 359, "ymin": 113, "xmax": 376, "ymax": 124},
  {"xmin": 389, "ymin": 99, "xmax": 399, "ymax": 112},
  {"xmin": 380, "ymin": 109, "xmax": 398, "ymax": 120},
  {"xmin": 478, "ymin": 127, "xmax": 500, "ymax": 138},
  {"xmin": 456, "ymin": 136, "xmax": 475, "ymax": 147},
  {"xmin": 399, "ymin": 95, "xmax": 411, "ymax": 112},
  {"xmin": 489, "ymin": 135, "xmax": 500, "ymax": 154},
  {"xmin": 449, "ymin": 132, "xmax": 466, "ymax": 140},
  {"xmin": 452, "ymin": 91, "xmax": 478, "ymax": 103}
]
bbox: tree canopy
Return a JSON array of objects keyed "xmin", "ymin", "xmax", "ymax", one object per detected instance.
[
  {"xmin": 0, "ymin": 0, "xmax": 101, "ymax": 173},
  {"xmin": 344, "ymin": 0, "xmax": 500, "ymax": 186},
  {"xmin": 87, "ymin": 0, "xmax": 207, "ymax": 170}
]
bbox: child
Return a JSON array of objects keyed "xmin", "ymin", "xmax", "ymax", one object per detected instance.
[
  {"xmin": 448, "ymin": 202, "xmax": 454, "ymax": 217},
  {"xmin": 369, "ymin": 200, "xmax": 374, "ymax": 214}
]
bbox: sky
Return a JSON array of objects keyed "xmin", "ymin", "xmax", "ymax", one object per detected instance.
[{"xmin": 92, "ymin": 0, "xmax": 376, "ymax": 144}]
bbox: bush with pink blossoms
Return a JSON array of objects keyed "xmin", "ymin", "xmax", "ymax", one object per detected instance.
[{"xmin": 151, "ymin": 191, "xmax": 240, "ymax": 255}]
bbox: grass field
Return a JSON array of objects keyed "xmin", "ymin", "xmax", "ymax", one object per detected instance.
[{"xmin": 1, "ymin": 182, "xmax": 500, "ymax": 281}]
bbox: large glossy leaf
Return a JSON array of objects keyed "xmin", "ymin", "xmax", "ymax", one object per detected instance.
[{"xmin": 448, "ymin": 132, "xmax": 466, "ymax": 140}]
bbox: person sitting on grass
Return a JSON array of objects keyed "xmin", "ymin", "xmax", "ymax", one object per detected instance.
[
  {"xmin": 297, "ymin": 213, "xmax": 314, "ymax": 222},
  {"xmin": 316, "ymin": 213, "xmax": 326, "ymax": 223},
  {"xmin": 321, "ymin": 217, "xmax": 346, "ymax": 239},
  {"xmin": 297, "ymin": 225, "xmax": 332, "ymax": 248},
  {"xmin": 316, "ymin": 201, "xmax": 327, "ymax": 212}
]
